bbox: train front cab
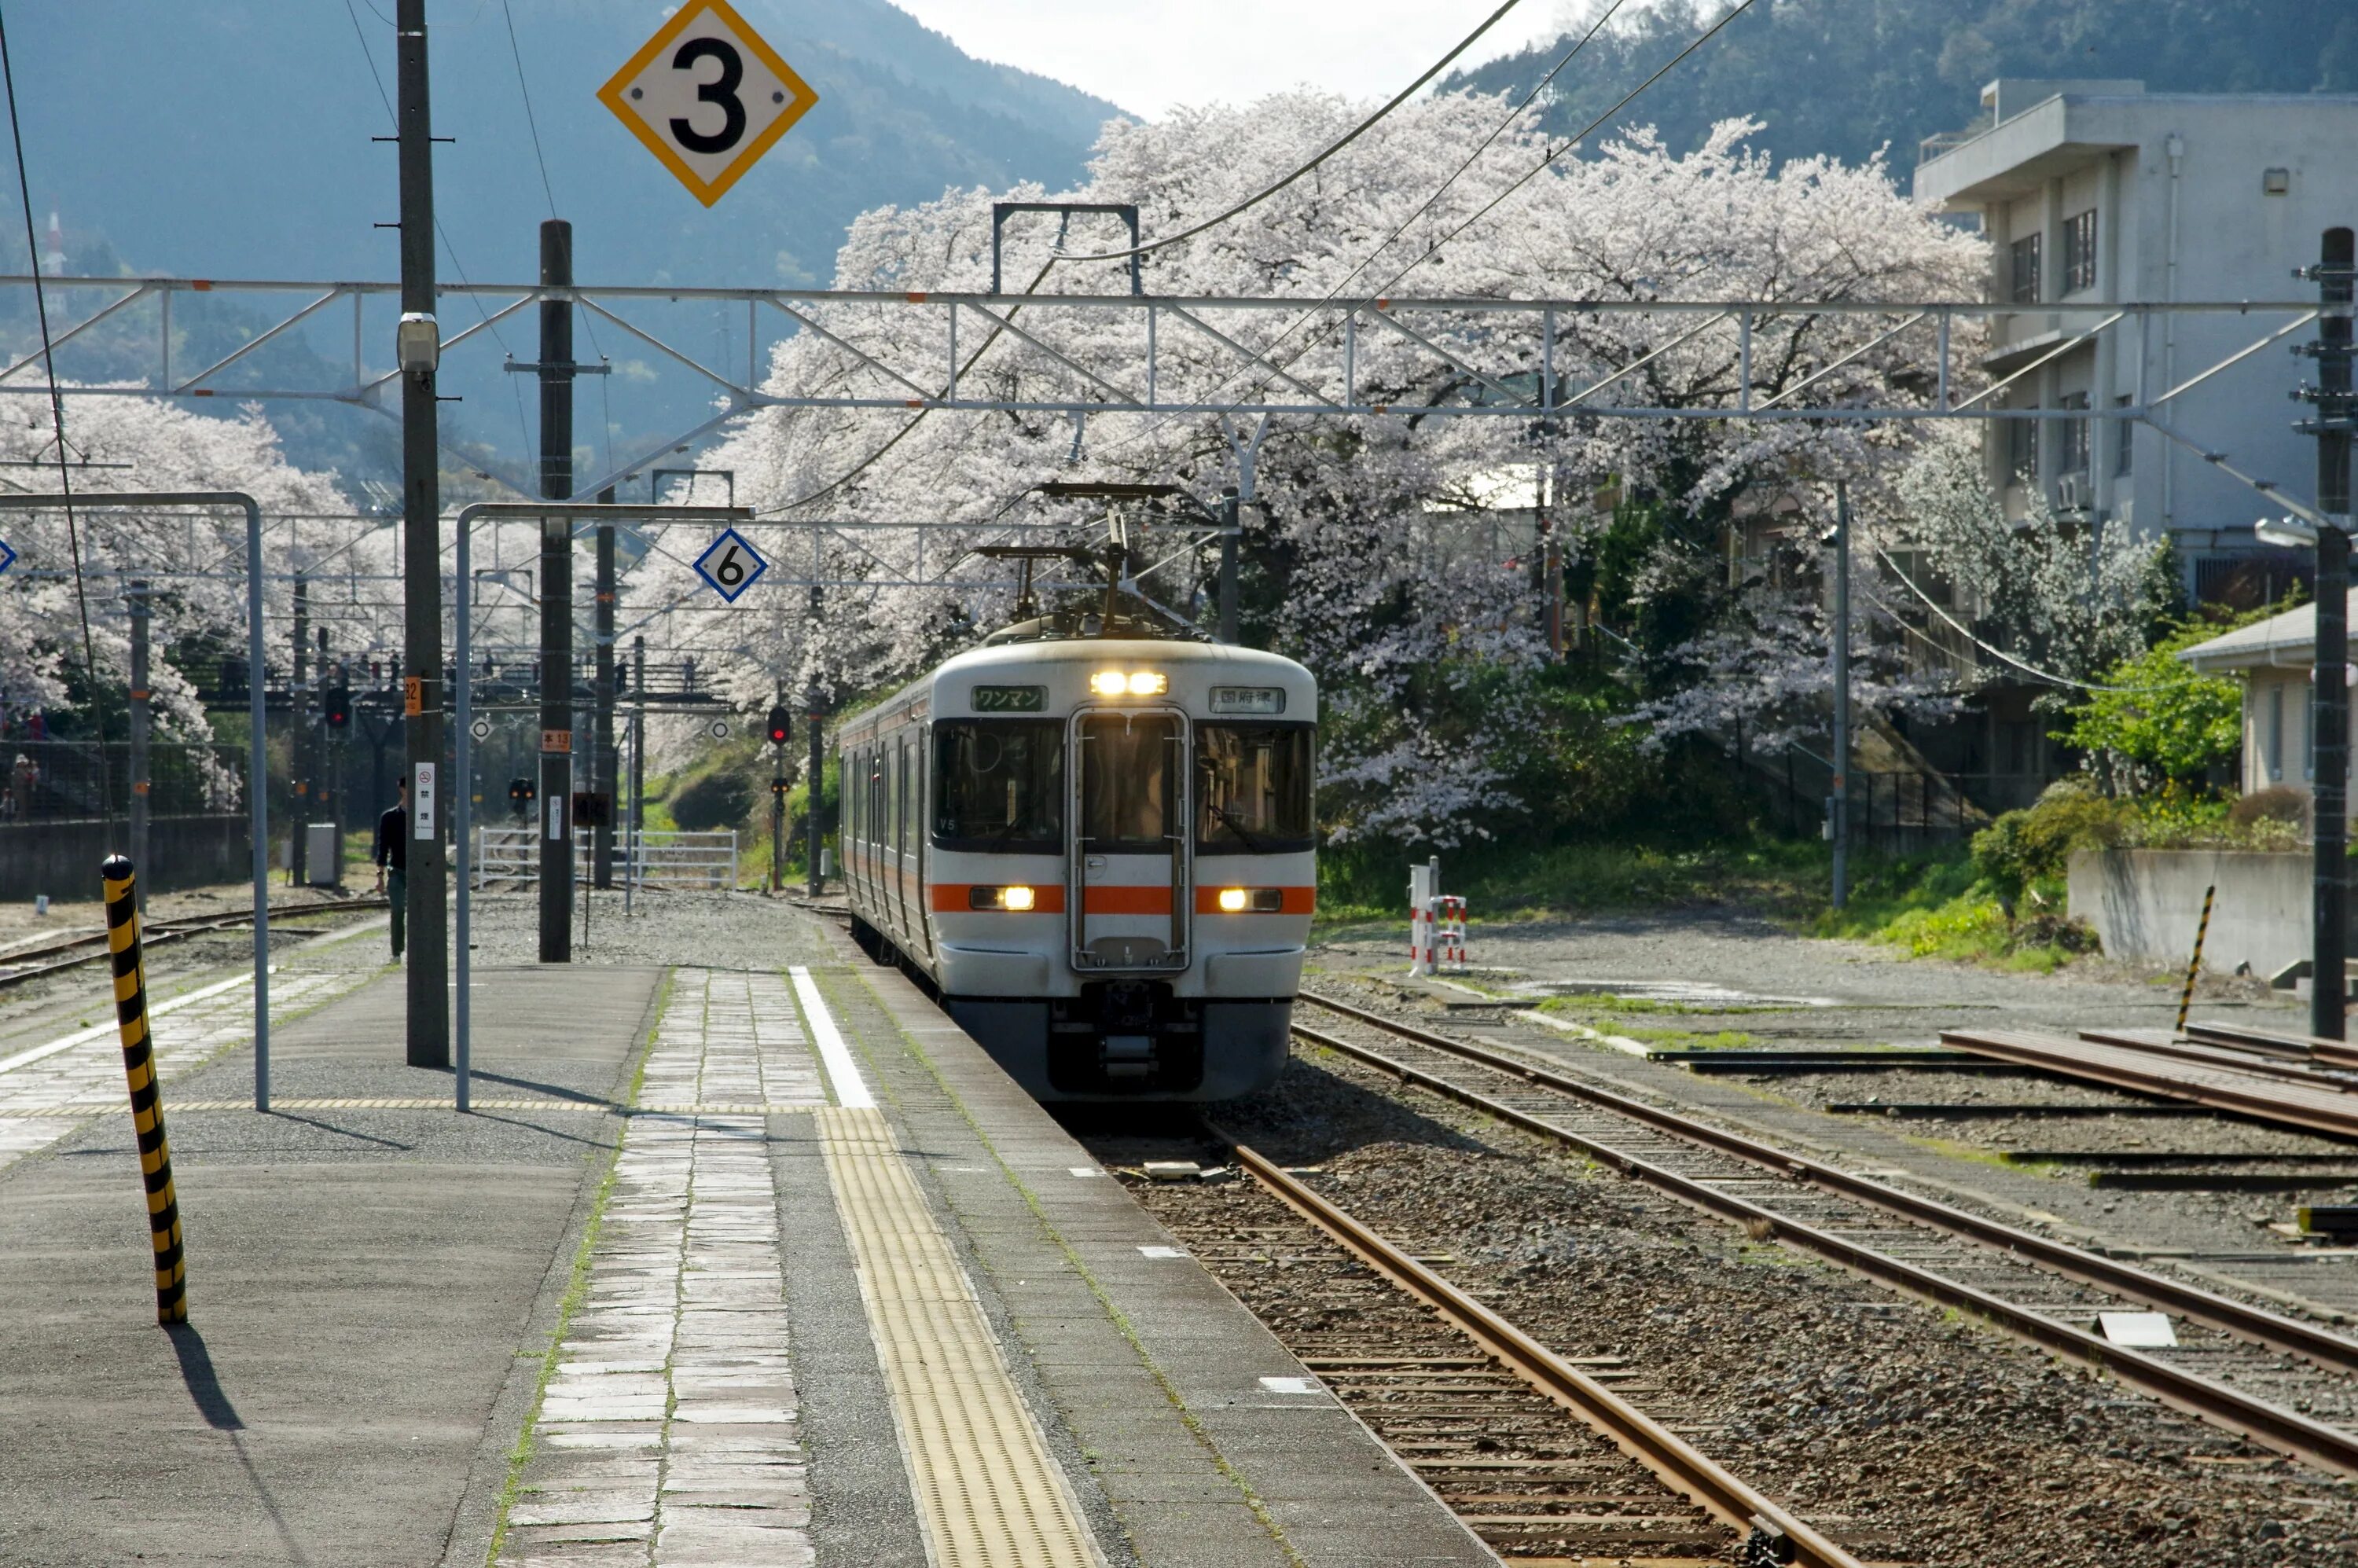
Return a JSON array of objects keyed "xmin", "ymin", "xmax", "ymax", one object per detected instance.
[{"xmin": 851, "ymin": 646, "xmax": 1315, "ymax": 1102}]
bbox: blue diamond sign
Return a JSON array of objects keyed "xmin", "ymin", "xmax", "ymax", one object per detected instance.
[
  {"xmin": 693, "ymin": 527, "xmax": 766, "ymax": 603},
  {"xmin": 0, "ymin": 536, "xmax": 14, "ymax": 575}
]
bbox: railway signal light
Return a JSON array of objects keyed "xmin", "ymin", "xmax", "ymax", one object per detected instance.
[
  {"xmin": 508, "ymin": 777, "xmax": 536, "ymax": 817},
  {"xmin": 766, "ymin": 703, "xmax": 792, "ymax": 747},
  {"xmin": 323, "ymin": 682, "xmax": 351, "ymax": 729}
]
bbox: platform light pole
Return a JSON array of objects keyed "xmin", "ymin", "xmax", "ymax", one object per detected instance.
[{"xmin": 395, "ymin": 0, "xmax": 448, "ymax": 1067}]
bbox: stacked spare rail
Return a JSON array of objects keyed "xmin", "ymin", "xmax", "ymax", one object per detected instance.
[{"xmin": 1296, "ymin": 987, "xmax": 2358, "ymax": 1479}]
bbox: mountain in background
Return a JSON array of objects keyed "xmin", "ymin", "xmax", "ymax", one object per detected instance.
[
  {"xmin": 20, "ymin": 1, "xmax": 1122, "ymax": 287},
  {"xmin": 1447, "ymin": 0, "xmax": 2358, "ymax": 174},
  {"xmin": 5, "ymin": 2, "xmax": 1122, "ymax": 487}
]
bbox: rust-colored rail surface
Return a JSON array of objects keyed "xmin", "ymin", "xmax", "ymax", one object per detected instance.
[
  {"xmin": 1297, "ymin": 990, "xmax": 2358, "ymax": 1478},
  {"xmin": 1217, "ymin": 1130, "xmax": 1864, "ymax": 1568},
  {"xmin": 1945, "ymin": 1026, "xmax": 2358, "ymax": 1141}
]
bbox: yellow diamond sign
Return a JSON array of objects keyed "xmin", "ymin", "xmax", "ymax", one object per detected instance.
[{"xmin": 598, "ymin": 0, "xmax": 818, "ymax": 207}]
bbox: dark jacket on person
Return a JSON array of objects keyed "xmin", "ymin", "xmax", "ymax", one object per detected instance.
[{"xmin": 374, "ymin": 804, "xmax": 406, "ymax": 872}]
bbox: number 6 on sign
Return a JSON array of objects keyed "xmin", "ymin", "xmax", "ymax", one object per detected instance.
[{"xmin": 694, "ymin": 527, "xmax": 769, "ymax": 603}]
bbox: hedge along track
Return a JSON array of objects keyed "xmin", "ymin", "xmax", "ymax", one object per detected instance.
[
  {"xmin": 1292, "ymin": 989, "xmax": 2358, "ymax": 1479},
  {"xmin": 1184, "ymin": 1126, "xmax": 1868, "ymax": 1568}
]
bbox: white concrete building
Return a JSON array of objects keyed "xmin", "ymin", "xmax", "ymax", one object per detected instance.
[
  {"xmin": 1915, "ymin": 79, "xmax": 2358, "ymax": 604},
  {"xmin": 2177, "ymin": 592, "xmax": 2353, "ymax": 806}
]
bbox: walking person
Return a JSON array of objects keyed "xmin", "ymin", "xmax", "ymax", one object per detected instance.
[{"xmin": 373, "ymin": 778, "xmax": 408, "ymax": 962}]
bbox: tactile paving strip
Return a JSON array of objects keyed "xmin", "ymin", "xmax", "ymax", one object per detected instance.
[{"xmin": 817, "ymin": 1103, "xmax": 1100, "ymax": 1568}]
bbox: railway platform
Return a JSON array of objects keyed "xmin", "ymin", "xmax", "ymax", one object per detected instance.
[{"xmin": 0, "ymin": 910, "xmax": 1493, "ymax": 1567}]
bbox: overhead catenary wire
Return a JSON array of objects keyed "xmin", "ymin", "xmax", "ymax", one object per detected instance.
[
  {"xmin": 0, "ymin": 0, "xmax": 113, "ymax": 830},
  {"xmin": 1053, "ymin": 0, "xmax": 1530, "ymax": 265},
  {"xmin": 1873, "ymin": 543, "xmax": 2171, "ymax": 696},
  {"xmin": 758, "ymin": 0, "xmax": 1644, "ymax": 523}
]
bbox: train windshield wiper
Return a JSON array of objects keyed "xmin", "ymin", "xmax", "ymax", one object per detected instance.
[{"xmin": 1204, "ymin": 799, "xmax": 1265, "ymax": 853}]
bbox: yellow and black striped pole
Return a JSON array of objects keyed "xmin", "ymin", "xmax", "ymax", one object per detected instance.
[
  {"xmin": 2176, "ymin": 882, "xmax": 2217, "ymax": 1037},
  {"xmin": 101, "ymin": 855, "xmax": 186, "ymax": 1324}
]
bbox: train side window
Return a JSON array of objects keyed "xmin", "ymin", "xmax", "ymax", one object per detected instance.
[
  {"xmin": 933, "ymin": 719, "xmax": 1063, "ymax": 851},
  {"xmin": 1196, "ymin": 722, "xmax": 1314, "ymax": 854}
]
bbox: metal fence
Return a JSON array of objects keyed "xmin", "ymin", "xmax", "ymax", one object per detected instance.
[
  {"xmin": 1749, "ymin": 742, "xmax": 2055, "ymax": 856},
  {"xmin": 472, "ymin": 826, "xmax": 740, "ymax": 890},
  {"xmin": 0, "ymin": 739, "xmax": 244, "ymax": 824}
]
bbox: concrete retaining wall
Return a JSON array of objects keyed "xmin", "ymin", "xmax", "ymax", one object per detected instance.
[
  {"xmin": 0, "ymin": 815, "xmax": 251, "ymax": 902},
  {"xmin": 2068, "ymin": 847, "xmax": 2307, "ymax": 977}
]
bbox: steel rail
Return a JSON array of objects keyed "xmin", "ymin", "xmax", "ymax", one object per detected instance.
[
  {"xmin": 0, "ymin": 898, "xmax": 388, "ymax": 990},
  {"xmin": 1946, "ymin": 1027, "xmax": 2358, "ymax": 1141},
  {"xmin": 1291, "ymin": 993, "xmax": 2358, "ymax": 1478},
  {"xmin": 1214, "ymin": 1130, "xmax": 1862, "ymax": 1568}
]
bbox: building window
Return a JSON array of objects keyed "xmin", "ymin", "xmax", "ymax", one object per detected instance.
[
  {"xmin": 2063, "ymin": 210, "xmax": 2098, "ymax": 293},
  {"xmin": 2007, "ymin": 405, "xmax": 2038, "ymax": 481},
  {"xmin": 2113, "ymin": 395, "xmax": 2134, "ymax": 476},
  {"xmin": 2057, "ymin": 392, "xmax": 2090, "ymax": 475},
  {"xmin": 2010, "ymin": 233, "xmax": 2042, "ymax": 304}
]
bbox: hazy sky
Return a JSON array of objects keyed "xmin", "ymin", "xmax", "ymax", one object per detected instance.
[{"xmin": 886, "ymin": 1, "xmax": 1589, "ymax": 119}]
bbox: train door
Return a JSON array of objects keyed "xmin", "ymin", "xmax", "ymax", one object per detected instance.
[{"xmin": 1069, "ymin": 709, "xmax": 1190, "ymax": 972}]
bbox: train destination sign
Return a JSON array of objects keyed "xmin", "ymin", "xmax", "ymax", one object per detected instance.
[
  {"xmin": 598, "ymin": 0, "xmax": 820, "ymax": 207},
  {"xmin": 971, "ymin": 685, "xmax": 1046, "ymax": 713},
  {"xmin": 693, "ymin": 527, "xmax": 768, "ymax": 603}
]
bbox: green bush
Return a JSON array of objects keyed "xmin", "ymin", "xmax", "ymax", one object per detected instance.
[
  {"xmin": 670, "ymin": 769, "xmax": 755, "ymax": 832},
  {"xmin": 1970, "ymin": 781, "xmax": 2125, "ymax": 918}
]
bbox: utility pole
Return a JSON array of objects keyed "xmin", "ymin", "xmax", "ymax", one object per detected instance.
[
  {"xmin": 290, "ymin": 574, "xmax": 310, "ymax": 887},
  {"xmin": 127, "ymin": 580, "xmax": 149, "ymax": 911},
  {"xmin": 318, "ymin": 626, "xmax": 337, "ymax": 884},
  {"xmin": 2297, "ymin": 226, "xmax": 2356, "ymax": 1039},
  {"xmin": 593, "ymin": 485, "xmax": 617, "ymax": 889},
  {"xmin": 537, "ymin": 218, "xmax": 575, "ymax": 963},
  {"xmin": 1830, "ymin": 482, "xmax": 1852, "ymax": 912},
  {"xmin": 396, "ymin": 0, "xmax": 449, "ymax": 1067},
  {"xmin": 806, "ymin": 669, "xmax": 824, "ymax": 896},
  {"xmin": 630, "ymin": 634, "xmax": 646, "ymax": 916},
  {"xmin": 1218, "ymin": 490, "xmax": 1240, "ymax": 644}
]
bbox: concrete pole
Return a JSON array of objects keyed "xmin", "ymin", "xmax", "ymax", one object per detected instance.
[
  {"xmin": 1218, "ymin": 491, "xmax": 1239, "ymax": 644},
  {"xmin": 290, "ymin": 574, "xmax": 309, "ymax": 887},
  {"xmin": 397, "ymin": 0, "xmax": 449, "ymax": 1067},
  {"xmin": 630, "ymin": 634, "xmax": 645, "ymax": 916},
  {"xmin": 537, "ymin": 218, "xmax": 575, "ymax": 963},
  {"xmin": 806, "ymin": 585, "xmax": 825, "ymax": 891},
  {"xmin": 2313, "ymin": 226, "xmax": 2352, "ymax": 1041},
  {"xmin": 127, "ymin": 579, "xmax": 149, "ymax": 911},
  {"xmin": 319, "ymin": 626, "xmax": 339, "ymax": 885},
  {"xmin": 1831, "ymin": 483, "xmax": 1852, "ymax": 913},
  {"xmin": 593, "ymin": 487, "xmax": 617, "ymax": 889}
]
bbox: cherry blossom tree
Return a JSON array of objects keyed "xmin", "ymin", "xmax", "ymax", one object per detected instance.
[{"xmin": 628, "ymin": 94, "xmax": 1990, "ymax": 843}]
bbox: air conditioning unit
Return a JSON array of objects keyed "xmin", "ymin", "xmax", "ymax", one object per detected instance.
[{"xmin": 2054, "ymin": 474, "xmax": 2091, "ymax": 513}]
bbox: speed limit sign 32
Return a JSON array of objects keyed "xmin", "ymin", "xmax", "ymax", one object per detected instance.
[
  {"xmin": 598, "ymin": 0, "xmax": 820, "ymax": 207},
  {"xmin": 693, "ymin": 527, "xmax": 769, "ymax": 603}
]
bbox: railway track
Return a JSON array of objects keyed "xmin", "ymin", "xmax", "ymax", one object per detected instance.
[
  {"xmin": 1294, "ymin": 987, "xmax": 2358, "ymax": 1479},
  {"xmin": 1129, "ymin": 1138, "xmax": 1868, "ymax": 1567},
  {"xmin": 0, "ymin": 898, "xmax": 387, "ymax": 990}
]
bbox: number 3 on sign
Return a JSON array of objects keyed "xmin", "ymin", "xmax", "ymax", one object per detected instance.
[
  {"xmin": 694, "ymin": 527, "xmax": 769, "ymax": 604},
  {"xmin": 598, "ymin": 0, "xmax": 820, "ymax": 207}
]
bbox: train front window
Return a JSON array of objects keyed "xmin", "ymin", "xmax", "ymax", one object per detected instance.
[
  {"xmin": 1079, "ymin": 712, "xmax": 1179, "ymax": 853},
  {"xmin": 1196, "ymin": 723, "xmax": 1313, "ymax": 854},
  {"xmin": 934, "ymin": 720, "xmax": 1062, "ymax": 852}
]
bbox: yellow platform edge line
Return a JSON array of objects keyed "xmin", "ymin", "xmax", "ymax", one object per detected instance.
[{"xmin": 817, "ymin": 1103, "xmax": 1101, "ymax": 1568}]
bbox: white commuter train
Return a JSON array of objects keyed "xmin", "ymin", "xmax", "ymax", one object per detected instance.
[{"xmin": 837, "ymin": 625, "xmax": 1316, "ymax": 1100}]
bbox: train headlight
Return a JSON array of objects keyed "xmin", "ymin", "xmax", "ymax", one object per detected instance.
[
  {"xmin": 968, "ymin": 884, "xmax": 1038, "ymax": 911},
  {"xmin": 1214, "ymin": 887, "xmax": 1285, "ymax": 913},
  {"xmin": 1001, "ymin": 884, "xmax": 1037, "ymax": 911},
  {"xmin": 1091, "ymin": 669, "xmax": 1167, "ymax": 698},
  {"xmin": 1217, "ymin": 887, "xmax": 1249, "ymax": 913}
]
